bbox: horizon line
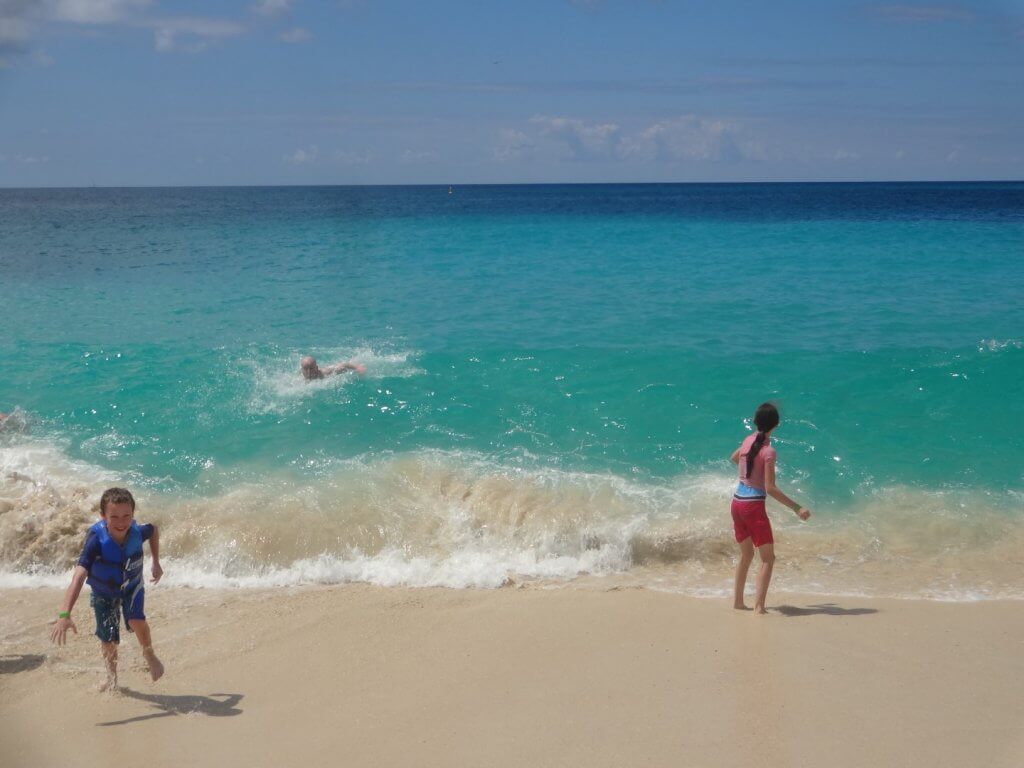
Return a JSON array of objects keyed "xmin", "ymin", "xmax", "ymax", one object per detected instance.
[{"xmin": 2, "ymin": 179, "xmax": 1022, "ymax": 192}]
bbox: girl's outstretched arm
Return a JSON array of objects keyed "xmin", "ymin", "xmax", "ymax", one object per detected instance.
[{"xmin": 764, "ymin": 461, "xmax": 811, "ymax": 520}]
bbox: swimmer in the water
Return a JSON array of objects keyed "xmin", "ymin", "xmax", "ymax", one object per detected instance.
[
  {"xmin": 300, "ymin": 356, "xmax": 366, "ymax": 381},
  {"xmin": 0, "ymin": 408, "xmax": 29, "ymax": 429}
]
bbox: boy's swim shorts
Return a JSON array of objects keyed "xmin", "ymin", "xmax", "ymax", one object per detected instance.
[
  {"xmin": 90, "ymin": 587, "xmax": 146, "ymax": 644},
  {"xmin": 731, "ymin": 498, "xmax": 774, "ymax": 547}
]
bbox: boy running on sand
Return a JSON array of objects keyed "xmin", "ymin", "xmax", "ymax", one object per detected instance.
[{"xmin": 50, "ymin": 487, "xmax": 164, "ymax": 690}]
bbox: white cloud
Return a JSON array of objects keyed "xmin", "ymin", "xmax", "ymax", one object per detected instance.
[
  {"xmin": 0, "ymin": 16, "xmax": 31, "ymax": 45},
  {"xmin": 153, "ymin": 26, "xmax": 172, "ymax": 50},
  {"xmin": 2, "ymin": 2, "xmax": 246, "ymax": 55},
  {"xmin": 279, "ymin": 26, "xmax": 310, "ymax": 44},
  {"xmin": 334, "ymin": 150, "xmax": 372, "ymax": 165},
  {"xmin": 48, "ymin": 0, "xmax": 152, "ymax": 24},
  {"xmin": 253, "ymin": 0, "xmax": 292, "ymax": 17},
  {"xmin": 868, "ymin": 5, "xmax": 975, "ymax": 23},
  {"xmin": 284, "ymin": 145, "xmax": 319, "ymax": 165},
  {"xmin": 619, "ymin": 115, "xmax": 760, "ymax": 163},
  {"xmin": 529, "ymin": 115, "xmax": 621, "ymax": 159},
  {"xmin": 493, "ymin": 128, "xmax": 536, "ymax": 161},
  {"xmin": 509, "ymin": 114, "xmax": 776, "ymax": 166},
  {"xmin": 399, "ymin": 149, "xmax": 439, "ymax": 164},
  {"xmin": 146, "ymin": 17, "xmax": 246, "ymax": 52}
]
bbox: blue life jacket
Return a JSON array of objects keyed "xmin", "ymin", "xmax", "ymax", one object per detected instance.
[{"xmin": 86, "ymin": 520, "xmax": 144, "ymax": 595}]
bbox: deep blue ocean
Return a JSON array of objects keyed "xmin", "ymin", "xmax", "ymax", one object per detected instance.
[{"xmin": 1, "ymin": 183, "xmax": 1022, "ymax": 597}]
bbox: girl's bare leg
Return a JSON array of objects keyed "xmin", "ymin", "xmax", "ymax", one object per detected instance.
[
  {"xmin": 733, "ymin": 538, "xmax": 755, "ymax": 609},
  {"xmin": 128, "ymin": 619, "xmax": 164, "ymax": 682},
  {"xmin": 754, "ymin": 542, "xmax": 776, "ymax": 614}
]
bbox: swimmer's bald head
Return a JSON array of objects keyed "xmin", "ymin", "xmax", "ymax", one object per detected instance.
[{"xmin": 300, "ymin": 356, "xmax": 321, "ymax": 380}]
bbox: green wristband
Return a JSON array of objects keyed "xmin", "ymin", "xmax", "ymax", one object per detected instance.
[{"xmin": 58, "ymin": 611, "xmax": 70, "ymax": 619}]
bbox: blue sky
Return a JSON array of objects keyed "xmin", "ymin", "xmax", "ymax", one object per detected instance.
[{"xmin": 1, "ymin": 0, "xmax": 1022, "ymax": 186}]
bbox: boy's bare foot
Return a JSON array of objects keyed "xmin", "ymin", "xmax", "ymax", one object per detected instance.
[
  {"xmin": 142, "ymin": 647, "xmax": 164, "ymax": 682},
  {"xmin": 755, "ymin": 607, "xmax": 769, "ymax": 615},
  {"xmin": 733, "ymin": 603, "xmax": 751, "ymax": 611},
  {"xmin": 97, "ymin": 674, "xmax": 118, "ymax": 692}
]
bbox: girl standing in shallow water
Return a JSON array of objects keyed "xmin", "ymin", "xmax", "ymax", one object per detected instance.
[{"xmin": 730, "ymin": 403, "xmax": 811, "ymax": 614}]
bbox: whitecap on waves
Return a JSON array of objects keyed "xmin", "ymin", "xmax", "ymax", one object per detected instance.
[
  {"xmin": 2, "ymin": 438, "xmax": 1023, "ymax": 600},
  {"xmin": 0, "ymin": 434, "xmax": 119, "ymax": 586}
]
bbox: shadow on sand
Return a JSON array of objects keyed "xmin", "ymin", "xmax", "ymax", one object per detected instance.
[
  {"xmin": 0, "ymin": 654, "xmax": 45, "ymax": 674},
  {"xmin": 98, "ymin": 688, "xmax": 244, "ymax": 726},
  {"xmin": 775, "ymin": 603, "xmax": 878, "ymax": 617}
]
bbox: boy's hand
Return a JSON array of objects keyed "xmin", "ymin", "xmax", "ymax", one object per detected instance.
[
  {"xmin": 50, "ymin": 617, "xmax": 77, "ymax": 646},
  {"xmin": 151, "ymin": 561, "xmax": 163, "ymax": 584},
  {"xmin": 797, "ymin": 507, "xmax": 811, "ymax": 521}
]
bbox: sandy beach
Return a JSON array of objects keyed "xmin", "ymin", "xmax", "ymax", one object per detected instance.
[{"xmin": 1, "ymin": 585, "xmax": 1022, "ymax": 768}]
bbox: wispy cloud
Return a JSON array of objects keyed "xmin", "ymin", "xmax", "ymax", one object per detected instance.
[
  {"xmin": 718, "ymin": 54, "xmax": 1010, "ymax": 68},
  {"xmin": 620, "ymin": 115, "xmax": 763, "ymax": 163},
  {"xmin": 334, "ymin": 149, "xmax": 372, "ymax": 165},
  {"xmin": 0, "ymin": 16, "xmax": 31, "ymax": 46},
  {"xmin": 6, "ymin": 153, "xmax": 51, "ymax": 164},
  {"xmin": 49, "ymin": 0, "xmax": 153, "ymax": 25},
  {"xmin": 283, "ymin": 145, "xmax": 319, "ymax": 165},
  {"xmin": 343, "ymin": 76, "xmax": 837, "ymax": 96},
  {"xmin": 493, "ymin": 128, "xmax": 536, "ymax": 161},
  {"xmin": 374, "ymin": 80, "xmax": 522, "ymax": 94},
  {"xmin": 503, "ymin": 114, "xmax": 771, "ymax": 166},
  {"xmin": 279, "ymin": 26, "xmax": 310, "ymax": 44},
  {"xmin": 0, "ymin": 0, "xmax": 38, "ymax": 51},
  {"xmin": 0, "ymin": 1, "xmax": 247, "ymax": 56},
  {"xmin": 399, "ymin": 149, "xmax": 440, "ymax": 164},
  {"xmin": 252, "ymin": 0, "xmax": 292, "ymax": 17},
  {"xmin": 867, "ymin": 5, "xmax": 975, "ymax": 23},
  {"xmin": 529, "ymin": 115, "xmax": 621, "ymax": 159},
  {"xmin": 568, "ymin": 0, "xmax": 603, "ymax": 12},
  {"xmin": 144, "ymin": 17, "xmax": 246, "ymax": 53}
]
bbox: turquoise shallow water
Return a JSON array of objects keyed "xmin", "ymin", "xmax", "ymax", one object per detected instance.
[{"xmin": 1, "ymin": 184, "xmax": 1022, "ymax": 596}]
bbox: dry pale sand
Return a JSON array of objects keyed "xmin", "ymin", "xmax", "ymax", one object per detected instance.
[{"xmin": 1, "ymin": 585, "xmax": 1022, "ymax": 768}]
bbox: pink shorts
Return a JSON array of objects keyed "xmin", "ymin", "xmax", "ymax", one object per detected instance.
[{"xmin": 731, "ymin": 498, "xmax": 774, "ymax": 547}]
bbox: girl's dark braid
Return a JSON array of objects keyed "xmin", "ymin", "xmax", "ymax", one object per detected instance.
[
  {"xmin": 746, "ymin": 431, "xmax": 767, "ymax": 479},
  {"xmin": 745, "ymin": 402, "xmax": 780, "ymax": 479}
]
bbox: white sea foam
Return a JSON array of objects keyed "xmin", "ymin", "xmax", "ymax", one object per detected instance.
[
  {"xmin": 978, "ymin": 338, "xmax": 1022, "ymax": 352},
  {"xmin": 155, "ymin": 545, "xmax": 630, "ymax": 590},
  {"xmin": 0, "ymin": 568, "xmax": 68, "ymax": 589},
  {"xmin": 1, "ymin": 435, "xmax": 1022, "ymax": 599},
  {"xmin": 245, "ymin": 345, "xmax": 424, "ymax": 413}
]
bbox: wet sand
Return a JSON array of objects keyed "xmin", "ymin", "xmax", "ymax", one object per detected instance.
[{"xmin": 2, "ymin": 585, "xmax": 1022, "ymax": 768}]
